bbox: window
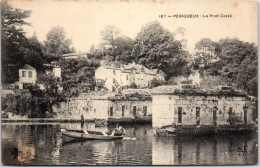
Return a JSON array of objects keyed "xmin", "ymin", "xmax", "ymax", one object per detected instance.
[
  {"xmin": 122, "ymin": 106, "xmax": 125, "ymax": 116},
  {"xmin": 28, "ymin": 71, "xmax": 32, "ymax": 78},
  {"xmin": 126, "ymin": 75, "xmax": 128, "ymax": 80},
  {"xmin": 133, "ymin": 106, "xmax": 136, "ymax": 116},
  {"xmin": 178, "ymin": 107, "xmax": 182, "ymax": 123},
  {"xmin": 113, "ymin": 70, "xmax": 116, "ymax": 75},
  {"xmin": 22, "ymin": 71, "xmax": 26, "ymax": 77},
  {"xmin": 113, "ymin": 78, "xmax": 116, "ymax": 84},
  {"xmin": 228, "ymin": 107, "xmax": 233, "ymax": 114},
  {"xmin": 110, "ymin": 107, "xmax": 113, "ymax": 116},
  {"xmin": 143, "ymin": 106, "xmax": 147, "ymax": 116}
]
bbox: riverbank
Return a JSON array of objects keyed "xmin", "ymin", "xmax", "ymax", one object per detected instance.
[
  {"xmin": 1, "ymin": 117, "xmax": 152, "ymax": 124},
  {"xmin": 154, "ymin": 123, "xmax": 258, "ymax": 136}
]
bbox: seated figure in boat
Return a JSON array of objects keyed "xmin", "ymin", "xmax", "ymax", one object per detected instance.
[{"xmin": 111, "ymin": 123, "xmax": 125, "ymax": 136}]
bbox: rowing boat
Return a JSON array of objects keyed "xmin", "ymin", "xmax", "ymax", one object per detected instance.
[{"xmin": 61, "ymin": 129, "xmax": 124, "ymax": 140}]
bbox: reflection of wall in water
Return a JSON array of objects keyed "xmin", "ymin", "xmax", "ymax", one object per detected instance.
[{"xmin": 152, "ymin": 134, "xmax": 258, "ymax": 165}]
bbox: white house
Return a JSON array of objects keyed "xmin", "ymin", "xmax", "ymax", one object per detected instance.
[
  {"xmin": 18, "ymin": 64, "xmax": 37, "ymax": 89},
  {"xmin": 61, "ymin": 52, "xmax": 89, "ymax": 60},
  {"xmin": 43, "ymin": 62, "xmax": 62, "ymax": 82},
  {"xmin": 43, "ymin": 62, "xmax": 63, "ymax": 92},
  {"xmin": 95, "ymin": 62, "xmax": 165, "ymax": 91}
]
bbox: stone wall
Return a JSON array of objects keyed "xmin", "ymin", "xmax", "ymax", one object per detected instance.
[
  {"xmin": 152, "ymin": 94, "xmax": 254, "ymax": 129},
  {"xmin": 107, "ymin": 100, "xmax": 152, "ymax": 119},
  {"xmin": 52, "ymin": 94, "xmax": 152, "ymax": 121}
]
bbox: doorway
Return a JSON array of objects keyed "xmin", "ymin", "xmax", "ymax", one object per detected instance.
[
  {"xmin": 196, "ymin": 107, "xmax": 200, "ymax": 125},
  {"xmin": 178, "ymin": 107, "xmax": 182, "ymax": 123}
]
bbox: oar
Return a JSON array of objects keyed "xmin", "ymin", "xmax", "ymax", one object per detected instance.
[{"xmin": 122, "ymin": 136, "xmax": 136, "ymax": 140}]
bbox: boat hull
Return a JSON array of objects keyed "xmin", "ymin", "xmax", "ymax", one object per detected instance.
[{"xmin": 61, "ymin": 129, "xmax": 123, "ymax": 140}]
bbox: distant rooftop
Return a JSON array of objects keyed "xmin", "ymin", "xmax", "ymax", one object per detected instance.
[
  {"xmin": 20, "ymin": 64, "xmax": 36, "ymax": 70},
  {"xmin": 101, "ymin": 62, "xmax": 165, "ymax": 76},
  {"xmin": 62, "ymin": 52, "xmax": 89, "ymax": 57}
]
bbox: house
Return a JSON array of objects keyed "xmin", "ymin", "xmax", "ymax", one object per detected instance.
[
  {"xmin": 18, "ymin": 64, "xmax": 37, "ymax": 89},
  {"xmin": 61, "ymin": 52, "xmax": 89, "ymax": 59},
  {"xmin": 43, "ymin": 62, "xmax": 63, "ymax": 92},
  {"xmin": 95, "ymin": 62, "xmax": 165, "ymax": 91},
  {"xmin": 151, "ymin": 85, "xmax": 255, "ymax": 130},
  {"xmin": 43, "ymin": 62, "xmax": 62, "ymax": 82}
]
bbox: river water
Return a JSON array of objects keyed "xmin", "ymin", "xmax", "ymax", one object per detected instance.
[{"xmin": 1, "ymin": 123, "xmax": 258, "ymax": 165}]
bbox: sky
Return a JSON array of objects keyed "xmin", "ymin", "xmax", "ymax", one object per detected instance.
[{"xmin": 9, "ymin": 0, "xmax": 258, "ymax": 53}]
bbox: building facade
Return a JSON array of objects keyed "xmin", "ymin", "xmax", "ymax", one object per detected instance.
[
  {"xmin": 151, "ymin": 85, "xmax": 255, "ymax": 129},
  {"xmin": 18, "ymin": 64, "xmax": 37, "ymax": 89},
  {"xmin": 61, "ymin": 52, "xmax": 89, "ymax": 59},
  {"xmin": 95, "ymin": 62, "xmax": 165, "ymax": 91},
  {"xmin": 52, "ymin": 93, "xmax": 152, "ymax": 122}
]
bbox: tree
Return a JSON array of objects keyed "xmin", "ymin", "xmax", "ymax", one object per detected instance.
[
  {"xmin": 57, "ymin": 59, "xmax": 99, "ymax": 96},
  {"xmin": 23, "ymin": 33, "xmax": 45, "ymax": 72},
  {"xmin": 43, "ymin": 26, "xmax": 74, "ymax": 61},
  {"xmin": 100, "ymin": 25, "xmax": 120, "ymax": 49},
  {"xmin": 217, "ymin": 38, "xmax": 257, "ymax": 96},
  {"xmin": 1, "ymin": 1, "xmax": 31, "ymax": 83},
  {"xmin": 173, "ymin": 27, "xmax": 188, "ymax": 50},
  {"xmin": 197, "ymin": 38, "xmax": 258, "ymax": 97},
  {"xmin": 150, "ymin": 78, "xmax": 166, "ymax": 88},
  {"xmin": 89, "ymin": 44, "xmax": 95, "ymax": 54},
  {"xmin": 132, "ymin": 21, "xmax": 189, "ymax": 79},
  {"xmin": 195, "ymin": 38, "xmax": 221, "ymax": 68},
  {"xmin": 129, "ymin": 82, "xmax": 137, "ymax": 89},
  {"xmin": 114, "ymin": 36, "xmax": 134, "ymax": 63}
]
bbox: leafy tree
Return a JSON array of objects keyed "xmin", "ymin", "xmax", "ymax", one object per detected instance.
[
  {"xmin": 1, "ymin": 1, "xmax": 31, "ymax": 83},
  {"xmin": 173, "ymin": 27, "xmax": 188, "ymax": 50},
  {"xmin": 195, "ymin": 38, "xmax": 221, "ymax": 68},
  {"xmin": 57, "ymin": 59, "xmax": 99, "ymax": 96},
  {"xmin": 218, "ymin": 38, "xmax": 257, "ymax": 96},
  {"xmin": 129, "ymin": 82, "xmax": 137, "ymax": 89},
  {"xmin": 43, "ymin": 26, "xmax": 74, "ymax": 61},
  {"xmin": 132, "ymin": 21, "xmax": 189, "ymax": 79},
  {"xmin": 100, "ymin": 25, "xmax": 121, "ymax": 49},
  {"xmin": 150, "ymin": 78, "xmax": 166, "ymax": 88},
  {"xmin": 23, "ymin": 33, "xmax": 45, "ymax": 71},
  {"xmin": 89, "ymin": 44, "xmax": 95, "ymax": 54},
  {"xmin": 197, "ymin": 38, "xmax": 257, "ymax": 96}
]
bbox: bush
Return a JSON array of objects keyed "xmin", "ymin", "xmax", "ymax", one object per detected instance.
[
  {"xmin": 129, "ymin": 82, "xmax": 137, "ymax": 89},
  {"xmin": 150, "ymin": 78, "xmax": 166, "ymax": 88}
]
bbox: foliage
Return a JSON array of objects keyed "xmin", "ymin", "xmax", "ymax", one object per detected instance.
[
  {"xmin": 37, "ymin": 72, "xmax": 59, "ymax": 93},
  {"xmin": 131, "ymin": 21, "xmax": 189, "ymax": 79},
  {"xmin": 101, "ymin": 25, "xmax": 120, "ymax": 47},
  {"xmin": 129, "ymin": 82, "xmax": 138, "ymax": 89},
  {"xmin": 195, "ymin": 38, "xmax": 257, "ymax": 96},
  {"xmin": 150, "ymin": 78, "xmax": 167, "ymax": 88},
  {"xmin": 194, "ymin": 38, "xmax": 221, "ymax": 68},
  {"xmin": 57, "ymin": 59, "xmax": 100, "ymax": 96},
  {"xmin": 43, "ymin": 26, "xmax": 74, "ymax": 62},
  {"xmin": 1, "ymin": 2, "xmax": 45, "ymax": 83},
  {"xmin": 1, "ymin": 2, "xmax": 31, "ymax": 83}
]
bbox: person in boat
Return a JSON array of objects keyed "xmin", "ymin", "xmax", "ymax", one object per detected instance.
[{"xmin": 112, "ymin": 123, "xmax": 125, "ymax": 136}]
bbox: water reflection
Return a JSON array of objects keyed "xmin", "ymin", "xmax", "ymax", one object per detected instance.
[
  {"xmin": 2, "ymin": 123, "xmax": 152, "ymax": 165},
  {"xmin": 152, "ymin": 133, "xmax": 258, "ymax": 165},
  {"xmin": 1, "ymin": 123, "xmax": 257, "ymax": 165}
]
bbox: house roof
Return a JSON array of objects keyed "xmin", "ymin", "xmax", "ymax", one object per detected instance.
[
  {"xmin": 62, "ymin": 52, "xmax": 89, "ymax": 57},
  {"xmin": 20, "ymin": 64, "xmax": 36, "ymax": 70},
  {"xmin": 100, "ymin": 62, "xmax": 165, "ymax": 76}
]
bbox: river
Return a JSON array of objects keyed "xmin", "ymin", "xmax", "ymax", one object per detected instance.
[{"xmin": 1, "ymin": 123, "xmax": 258, "ymax": 165}]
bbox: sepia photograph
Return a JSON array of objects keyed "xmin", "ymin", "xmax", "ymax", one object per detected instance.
[{"xmin": 1, "ymin": 0, "xmax": 258, "ymax": 165}]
